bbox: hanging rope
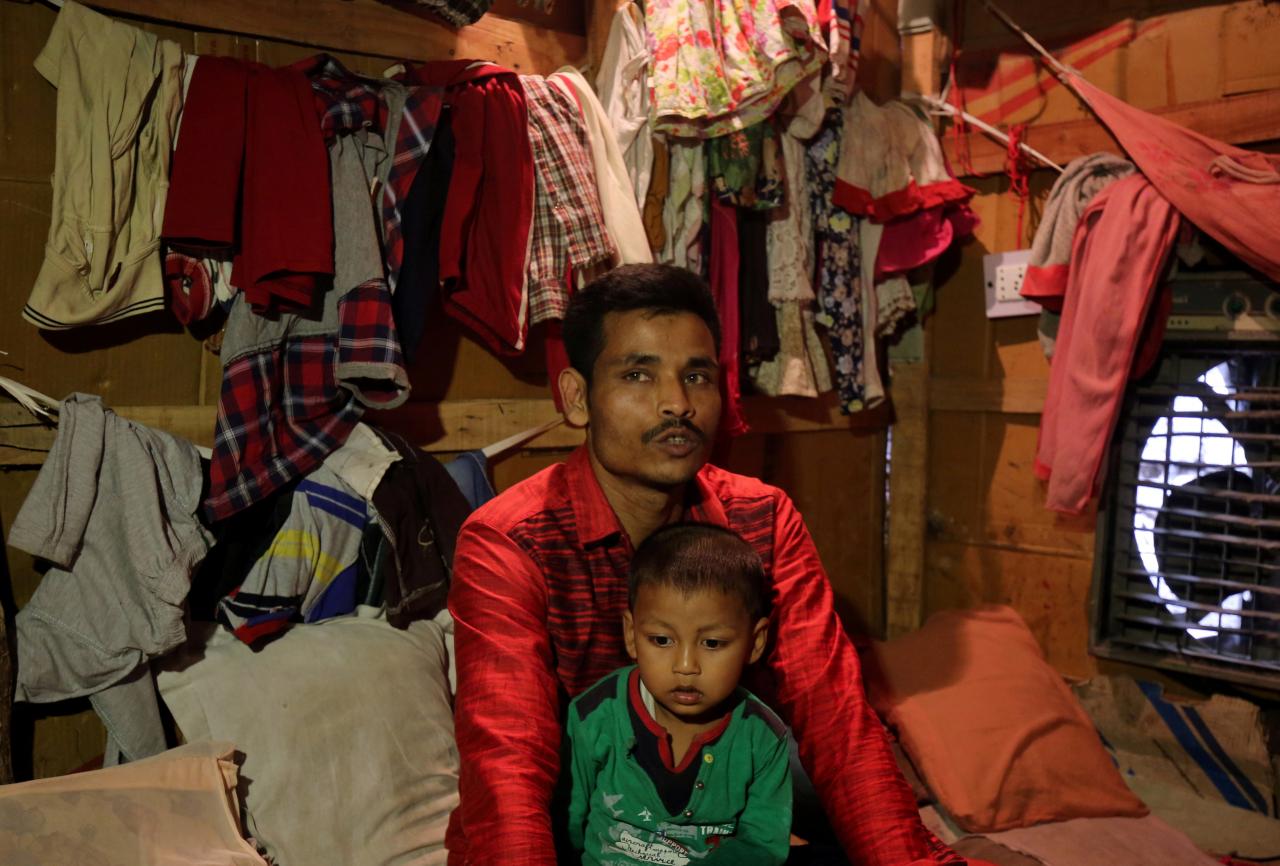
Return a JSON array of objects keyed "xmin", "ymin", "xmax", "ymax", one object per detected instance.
[{"xmin": 1005, "ymin": 122, "xmax": 1032, "ymax": 245}]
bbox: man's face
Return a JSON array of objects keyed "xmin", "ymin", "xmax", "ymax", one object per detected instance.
[{"xmin": 584, "ymin": 309, "xmax": 722, "ymax": 490}]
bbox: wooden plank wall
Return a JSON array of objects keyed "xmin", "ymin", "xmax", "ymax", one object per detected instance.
[
  {"xmin": 0, "ymin": 0, "xmax": 901, "ymax": 778},
  {"xmin": 924, "ymin": 0, "xmax": 1280, "ymax": 681}
]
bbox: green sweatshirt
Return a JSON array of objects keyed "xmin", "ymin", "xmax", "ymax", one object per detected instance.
[{"xmin": 565, "ymin": 665, "xmax": 792, "ymax": 865}]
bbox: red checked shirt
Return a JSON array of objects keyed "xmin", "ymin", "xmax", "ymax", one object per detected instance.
[{"xmin": 447, "ymin": 446, "xmax": 960, "ymax": 866}]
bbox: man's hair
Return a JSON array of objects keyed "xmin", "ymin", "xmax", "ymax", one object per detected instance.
[
  {"xmin": 563, "ymin": 264, "xmax": 721, "ymax": 385},
  {"xmin": 628, "ymin": 523, "xmax": 768, "ymax": 621}
]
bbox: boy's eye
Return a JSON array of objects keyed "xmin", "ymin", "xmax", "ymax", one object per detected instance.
[
  {"xmin": 623, "ymin": 369, "xmax": 652, "ymax": 382},
  {"xmin": 648, "ymin": 635, "xmax": 673, "ymax": 647},
  {"xmin": 702, "ymin": 638, "xmax": 726, "ymax": 650},
  {"xmin": 685, "ymin": 371, "xmax": 713, "ymax": 385}
]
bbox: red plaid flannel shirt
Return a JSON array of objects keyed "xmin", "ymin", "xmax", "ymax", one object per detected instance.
[{"xmin": 446, "ymin": 447, "xmax": 963, "ymax": 866}]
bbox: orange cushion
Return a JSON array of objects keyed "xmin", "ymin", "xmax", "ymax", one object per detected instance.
[{"xmin": 864, "ymin": 605, "xmax": 1147, "ymax": 832}]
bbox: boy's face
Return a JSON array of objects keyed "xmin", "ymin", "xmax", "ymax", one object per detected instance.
[{"xmin": 623, "ymin": 582, "xmax": 768, "ymax": 728}]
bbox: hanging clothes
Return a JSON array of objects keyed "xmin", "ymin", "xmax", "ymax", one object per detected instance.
[
  {"xmin": 164, "ymin": 56, "xmax": 335, "ymax": 316},
  {"xmin": 164, "ymin": 55, "xmax": 238, "ymax": 323},
  {"xmin": 368, "ymin": 431, "xmax": 473, "ymax": 628},
  {"xmin": 661, "ymin": 140, "xmax": 708, "ymax": 274},
  {"xmin": 737, "ymin": 210, "xmax": 781, "ymax": 367},
  {"xmin": 521, "ymin": 74, "xmax": 618, "ymax": 329},
  {"xmin": 394, "ymin": 109, "xmax": 456, "ymax": 362},
  {"xmin": 204, "ymin": 134, "xmax": 408, "ymax": 522},
  {"xmin": 1020, "ymin": 153, "xmax": 1136, "ymax": 359},
  {"xmin": 646, "ymin": 0, "xmax": 825, "ymax": 137},
  {"xmin": 754, "ymin": 130, "xmax": 832, "ymax": 398},
  {"xmin": 832, "ymin": 94, "xmax": 973, "ymax": 221},
  {"xmin": 10, "ymin": 394, "xmax": 213, "ymax": 765},
  {"xmin": 25, "ymin": 1, "xmax": 183, "ymax": 330},
  {"xmin": 217, "ymin": 465, "xmax": 370, "ymax": 645},
  {"xmin": 1035, "ymin": 175, "xmax": 1182, "ymax": 514},
  {"xmin": 1060, "ymin": 71, "xmax": 1280, "ymax": 283},
  {"xmin": 708, "ymin": 198, "xmax": 749, "ymax": 436},
  {"xmin": 550, "ymin": 68, "xmax": 652, "ymax": 264},
  {"xmin": 595, "ymin": 2, "xmax": 654, "ymax": 209},
  {"xmin": 1021, "ymin": 153, "xmax": 1136, "ymax": 311},
  {"xmin": 806, "ymin": 110, "xmax": 880, "ymax": 413},
  {"xmin": 644, "ymin": 137, "xmax": 671, "ymax": 254},
  {"xmin": 822, "ymin": 0, "xmax": 863, "ymax": 105},
  {"xmin": 707, "ymin": 121, "xmax": 785, "ymax": 209},
  {"xmin": 830, "ymin": 95, "xmax": 975, "ymax": 342},
  {"xmin": 445, "ymin": 451, "xmax": 497, "ymax": 512},
  {"xmin": 432, "ymin": 64, "xmax": 537, "ymax": 356}
]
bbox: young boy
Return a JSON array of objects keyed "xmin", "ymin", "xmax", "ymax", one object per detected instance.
[{"xmin": 564, "ymin": 523, "xmax": 793, "ymax": 865}]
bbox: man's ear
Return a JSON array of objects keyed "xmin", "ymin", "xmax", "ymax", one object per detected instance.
[
  {"xmin": 622, "ymin": 610, "xmax": 638, "ymax": 660},
  {"xmin": 558, "ymin": 367, "xmax": 591, "ymax": 429},
  {"xmin": 748, "ymin": 617, "xmax": 769, "ymax": 665}
]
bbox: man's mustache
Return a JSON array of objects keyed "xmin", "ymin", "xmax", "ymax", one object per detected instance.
[{"xmin": 641, "ymin": 418, "xmax": 706, "ymax": 445}]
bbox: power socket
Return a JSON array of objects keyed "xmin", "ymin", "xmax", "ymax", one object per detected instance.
[
  {"xmin": 983, "ymin": 249, "xmax": 1039, "ymax": 319},
  {"xmin": 994, "ymin": 263, "xmax": 1028, "ymax": 303}
]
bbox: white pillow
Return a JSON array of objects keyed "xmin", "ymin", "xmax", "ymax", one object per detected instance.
[{"xmin": 157, "ymin": 607, "xmax": 458, "ymax": 866}]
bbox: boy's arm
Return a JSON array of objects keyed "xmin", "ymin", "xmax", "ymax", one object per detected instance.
[
  {"xmin": 448, "ymin": 519, "xmax": 562, "ymax": 866},
  {"xmin": 708, "ymin": 724, "xmax": 792, "ymax": 865},
  {"xmin": 766, "ymin": 491, "xmax": 961, "ymax": 866},
  {"xmin": 564, "ymin": 702, "xmax": 597, "ymax": 854}
]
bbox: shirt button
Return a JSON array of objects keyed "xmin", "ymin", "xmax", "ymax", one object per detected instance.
[
  {"xmin": 694, "ymin": 781, "xmax": 705, "ymax": 789},
  {"xmin": 683, "ymin": 809, "xmax": 693, "ymax": 818},
  {"xmin": 703, "ymin": 754, "xmax": 714, "ymax": 764}
]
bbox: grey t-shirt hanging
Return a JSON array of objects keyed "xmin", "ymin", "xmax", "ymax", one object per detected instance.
[{"xmin": 9, "ymin": 393, "xmax": 212, "ymax": 764}]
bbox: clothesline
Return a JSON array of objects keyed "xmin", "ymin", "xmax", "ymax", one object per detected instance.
[{"xmin": 910, "ymin": 93, "xmax": 1064, "ymax": 173}]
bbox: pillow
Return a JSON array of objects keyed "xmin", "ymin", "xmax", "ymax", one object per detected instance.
[
  {"xmin": 157, "ymin": 607, "xmax": 458, "ymax": 866},
  {"xmin": 863, "ymin": 605, "xmax": 1147, "ymax": 832},
  {"xmin": 0, "ymin": 741, "xmax": 266, "ymax": 865}
]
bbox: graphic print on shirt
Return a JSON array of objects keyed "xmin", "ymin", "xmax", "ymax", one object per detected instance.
[
  {"xmin": 594, "ymin": 789, "xmax": 738, "ymax": 864},
  {"xmin": 600, "ymin": 824, "xmax": 697, "ymax": 865}
]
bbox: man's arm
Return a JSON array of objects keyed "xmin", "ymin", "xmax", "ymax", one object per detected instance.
[
  {"xmin": 767, "ymin": 492, "xmax": 960, "ymax": 866},
  {"xmin": 448, "ymin": 519, "xmax": 562, "ymax": 866}
]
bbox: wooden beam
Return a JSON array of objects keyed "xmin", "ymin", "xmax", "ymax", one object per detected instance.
[
  {"xmin": 85, "ymin": 0, "xmax": 586, "ymax": 73},
  {"xmin": 884, "ymin": 362, "xmax": 928, "ymax": 638},
  {"xmin": 882, "ymin": 24, "xmax": 943, "ymax": 639},
  {"xmin": 0, "ymin": 394, "xmax": 883, "ymax": 467},
  {"xmin": 944, "ymin": 88, "xmax": 1280, "ymax": 177},
  {"xmin": 928, "ymin": 377, "xmax": 1048, "ymax": 414}
]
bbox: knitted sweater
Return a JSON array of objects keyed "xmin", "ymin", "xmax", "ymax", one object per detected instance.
[{"xmin": 565, "ymin": 666, "xmax": 792, "ymax": 865}]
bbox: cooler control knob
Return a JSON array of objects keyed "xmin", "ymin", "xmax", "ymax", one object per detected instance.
[
  {"xmin": 1223, "ymin": 292, "xmax": 1250, "ymax": 319},
  {"xmin": 1266, "ymin": 292, "xmax": 1280, "ymax": 321}
]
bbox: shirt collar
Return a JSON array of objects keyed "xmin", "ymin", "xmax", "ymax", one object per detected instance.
[
  {"xmin": 566, "ymin": 446, "xmax": 730, "ymax": 548},
  {"xmin": 565, "ymin": 446, "xmax": 626, "ymax": 547},
  {"xmin": 627, "ymin": 668, "xmax": 733, "ymax": 773}
]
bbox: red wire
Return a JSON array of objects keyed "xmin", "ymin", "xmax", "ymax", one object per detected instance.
[{"xmin": 1006, "ymin": 122, "xmax": 1031, "ymax": 246}]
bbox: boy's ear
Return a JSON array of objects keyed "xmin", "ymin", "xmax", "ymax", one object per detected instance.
[
  {"xmin": 558, "ymin": 367, "xmax": 591, "ymax": 429},
  {"xmin": 622, "ymin": 610, "xmax": 638, "ymax": 661},
  {"xmin": 748, "ymin": 617, "xmax": 769, "ymax": 665}
]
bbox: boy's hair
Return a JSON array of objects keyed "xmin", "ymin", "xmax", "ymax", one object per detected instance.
[
  {"xmin": 628, "ymin": 523, "xmax": 769, "ymax": 620},
  {"xmin": 563, "ymin": 264, "xmax": 721, "ymax": 386}
]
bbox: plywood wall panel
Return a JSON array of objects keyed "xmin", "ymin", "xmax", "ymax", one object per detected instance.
[
  {"xmin": 924, "ymin": 540, "xmax": 1096, "ymax": 678},
  {"xmin": 725, "ymin": 429, "xmax": 887, "ymax": 637}
]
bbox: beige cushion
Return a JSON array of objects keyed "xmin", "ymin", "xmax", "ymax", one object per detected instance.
[
  {"xmin": 157, "ymin": 607, "xmax": 458, "ymax": 866},
  {"xmin": 0, "ymin": 741, "xmax": 266, "ymax": 865}
]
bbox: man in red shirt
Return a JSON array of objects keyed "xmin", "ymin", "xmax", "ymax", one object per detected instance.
[{"xmin": 446, "ymin": 264, "xmax": 961, "ymax": 865}]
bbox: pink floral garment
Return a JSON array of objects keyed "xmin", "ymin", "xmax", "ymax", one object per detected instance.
[{"xmin": 647, "ymin": 0, "xmax": 825, "ymax": 138}]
